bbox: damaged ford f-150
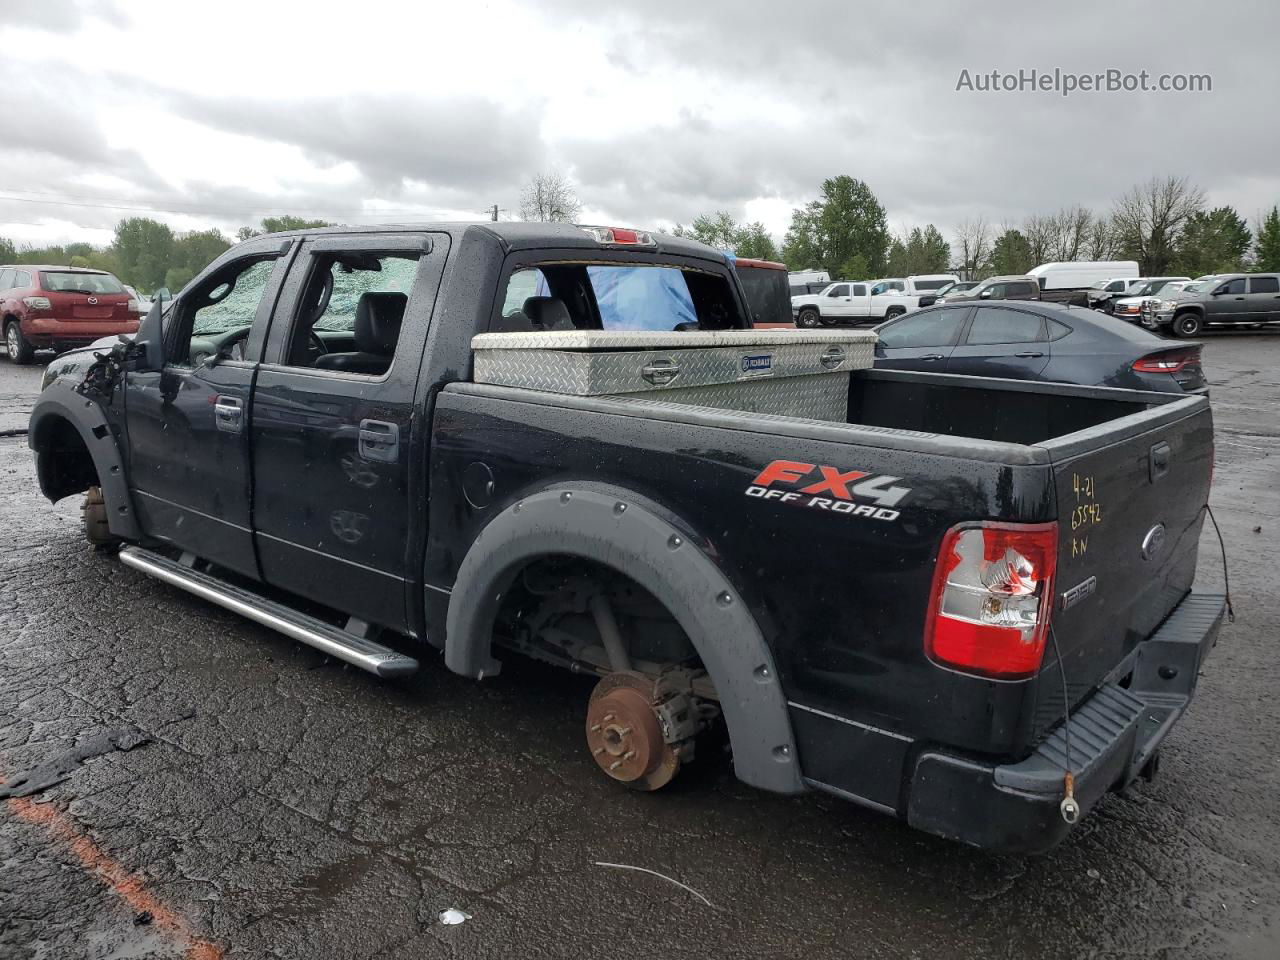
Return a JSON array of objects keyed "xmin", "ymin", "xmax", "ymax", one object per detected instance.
[{"xmin": 29, "ymin": 222, "xmax": 1226, "ymax": 853}]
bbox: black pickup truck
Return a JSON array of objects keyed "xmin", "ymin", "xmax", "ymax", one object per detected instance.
[{"xmin": 29, "ymin": 222, "xmax": 1225, "ymax": 854}]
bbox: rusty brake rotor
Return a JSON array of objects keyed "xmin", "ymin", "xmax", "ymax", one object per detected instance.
[{"xmin": 585, "ymin": 671, "xmax": 680, "ymax": 791}]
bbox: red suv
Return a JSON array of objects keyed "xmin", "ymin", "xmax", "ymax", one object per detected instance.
[{"xmin": 1, "ymin": 265, "xmax": 141, "ymax": 364}]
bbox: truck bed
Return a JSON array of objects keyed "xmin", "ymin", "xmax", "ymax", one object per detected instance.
[{"xmin": 432, "ymin": 366, "xmax": 1211, "ymax": 778}]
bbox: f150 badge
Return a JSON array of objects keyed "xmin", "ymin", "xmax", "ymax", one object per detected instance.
[{"xmin": 745, "ymin": 459, "xmax": 911, "ymax": 521}]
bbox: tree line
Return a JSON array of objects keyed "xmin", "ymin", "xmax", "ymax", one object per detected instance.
[
  {"xmin": 6, "ymin": 172, "xmax": 1280, "ymax": 293},
  {"xmin": 764, "ymin": 174, "xmax": 1280, "ymax": 280},
  {"xmin": 0, "ymin": 215, "xmax": 330, "ymax": 294}
]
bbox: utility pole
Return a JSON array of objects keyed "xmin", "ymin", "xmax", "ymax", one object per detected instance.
[{"xmin": 490, "ymin": 204, "xmax": 499, "ymax": 222}]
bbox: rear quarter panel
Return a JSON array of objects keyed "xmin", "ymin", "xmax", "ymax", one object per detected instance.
[{"xmin": 425, "ymin": 385, "xmax": 1060, "ymax": 759}]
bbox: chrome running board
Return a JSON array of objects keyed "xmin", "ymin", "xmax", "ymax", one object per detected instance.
[{"xmin": 118, "ymin": 546, "xmax": 419, "ymax": 678}]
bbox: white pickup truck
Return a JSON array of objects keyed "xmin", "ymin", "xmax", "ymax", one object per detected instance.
[{"xmin": 791, "ymin": 274, "xmax": 957, "ymax": 328}]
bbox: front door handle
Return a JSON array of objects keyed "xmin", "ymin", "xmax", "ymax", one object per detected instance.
[
  {"xmin": 213, "ymin": 395, "xmax": 243, "ymax": 434},
  {"xmin": 920, "ymin": 353, "xmax": 944, "ymax": 361},
  {"xmin": 1015, "ymin": 351, "xmax": 1045, "ymax": 358},
  {"xmin": 358, "ymin": 419, "xmax": 399, "ymax": 463}
]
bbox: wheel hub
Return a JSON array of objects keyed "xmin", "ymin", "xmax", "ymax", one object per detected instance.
[{"xmin": 585, "ymin": 672, "xmax": 680, "ymax": 791}]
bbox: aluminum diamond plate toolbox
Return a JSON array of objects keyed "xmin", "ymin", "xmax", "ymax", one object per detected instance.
[
  {"xmin": 621, "ymin": 373, "xmax": 852, "ymax": 420},
  {"xmin": 473, "ymin": 329, "xmax": 873, "ymax": 393}
]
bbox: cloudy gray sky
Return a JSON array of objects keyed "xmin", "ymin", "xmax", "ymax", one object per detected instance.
[{"xmin": 4, "ymin": 0, "xmax": 1279, "ymax": 251}]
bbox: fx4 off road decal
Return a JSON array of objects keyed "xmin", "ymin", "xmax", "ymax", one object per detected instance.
[{"xmin": 745, "ymin": 459, "xmax": 911, "ymax": 522}]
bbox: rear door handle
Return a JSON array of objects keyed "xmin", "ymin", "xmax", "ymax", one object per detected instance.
[
  {"xmin": 213, "ymin": 395, "xmax": 243, "ymax": 434},
  {"xmin": 920, "ymin": 353, "xmax": 944, "ymax": 361},
  {"xmin": 1015, "ymin": 351, "xmax": 1045, "ymax": 358},
  {"xmin": 358, "ymin": 419, "xmax": 399, "ymax": 462}
]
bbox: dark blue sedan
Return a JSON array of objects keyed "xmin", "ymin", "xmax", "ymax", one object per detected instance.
[{"xmin": 872, "ymin": 301, "xmax": 1206, "ymax": 393}]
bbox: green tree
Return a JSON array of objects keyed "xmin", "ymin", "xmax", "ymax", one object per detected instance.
[
  {"xmin": 0, "ymin": 237, "xmax": 15, "ymax": 262},
  {"xmin": 259, "ymin": 215, "xmax": 332, "ymax": 235},
  {"xmin": 689, "ymin": 211, "xmax": 738, "ymax": 248},
  {"xmin": 780, "ymin": 203, "xmax": 823, "ymax": 270},
  {"xmin": 885, "ymin": 238, "xmax": 909, "ymax": 275},
  {"xmin": 887, "ymin": 225, "xmax": 950, "ymax": 275},
  {"xmin": 782, "ymin": 176, "xmax": 889, "ymax": 277},
  {"xmin": 1255, "ymin": 206, "xmax": 1280, "ymax": 272},
  {"xmin": 171, "ymin": 229, "xmax": 232, "ymax": 290},
  {"xmin": 238, "ymin": 216, "xmax": 333, "ymax": 240},
  {"xmin": 1175, "ymin": 206, "xmax": 1252, "ymax": 276},
  {"xmin": 733, "ymin": 221, "xmax": 779, "ymax": 261},
  {"xmin": 838, "ymin": 253, "xmax": 871, "ymax": 281},
  {"xmin": 989, "ymin": 229, "xmax": 1034, "ymax": 276},
  {"xmin": 113, "ymin": 217, "xmax": 175, "ymax": 290},
  {"xmin": 675, "ymin": 213, "xmax": 779, "ymax": 260}
]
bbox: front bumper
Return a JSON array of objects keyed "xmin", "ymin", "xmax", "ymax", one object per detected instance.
[{"xmin": 905, "ymin": 592, "xmax": 1226, "ymax": 854}]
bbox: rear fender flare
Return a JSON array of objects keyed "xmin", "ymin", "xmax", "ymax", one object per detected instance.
[
  {"xmin": 444, "ymin": 485, "xmax": 804, "ymax": 794},
  {"xmin": 27, "ymin": 380, "xmax": 140, "ymax": 540}
]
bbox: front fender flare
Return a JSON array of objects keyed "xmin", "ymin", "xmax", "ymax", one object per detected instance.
[
  {"xmin": 444, "ymin": 486, "xmax": 804, "ymax": 794},
  {"xmin": 28, "ymin": 380, "xmax": 140, "ymax": 540}
]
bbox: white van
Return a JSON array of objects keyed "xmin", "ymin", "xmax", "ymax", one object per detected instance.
[{"xmin": 1028, "ymin": 261, "xmax": 1141, "ymax": 291}]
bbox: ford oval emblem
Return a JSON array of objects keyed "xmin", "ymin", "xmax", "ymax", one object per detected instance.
[{"xmin": 1141, "ymin": 523, "xmax": 1167, "ymax": 561}]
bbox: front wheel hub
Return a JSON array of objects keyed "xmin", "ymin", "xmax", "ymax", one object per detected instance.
[{"xmin": 585, "ymin": 672, "xmax": 680, "ymax": 791}]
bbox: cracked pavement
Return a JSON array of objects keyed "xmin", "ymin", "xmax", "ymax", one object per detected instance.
[{"xmin": 1, "ymin": 338, "xmax": 1278, "ymax": 959}]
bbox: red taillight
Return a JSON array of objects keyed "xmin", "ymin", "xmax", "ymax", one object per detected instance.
[
  {"xmin": 1133, "ymin": 349, "xmax": 1200, "ymax": 374},
  {"xmin": 924, "ymin": 522, "xmax": 1058, "ymax": 680}
]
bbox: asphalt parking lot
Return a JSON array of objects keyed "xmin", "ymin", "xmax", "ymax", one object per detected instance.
[{"xmin": 1, "ymin": 336, "xmax": 1277, "ymax": 960}]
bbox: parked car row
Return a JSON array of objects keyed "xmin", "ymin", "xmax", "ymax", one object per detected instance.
[
  {"xmin": 789, "ymin": 273, "xmax": 958, "ymax": 327},
  {"xmin": 1106, "ymin": 277, "xmax": 1192, "ymax": 319},
  {"xmin": 1, "ymin": 264, "xmax": 145, "ymax": 363},
  {"xmin": 787, "ymin": 261, "xmax": 1151, "ymax": 331}
]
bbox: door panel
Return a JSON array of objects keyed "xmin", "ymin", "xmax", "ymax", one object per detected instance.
[
  {"xmin": 124, "ymin": 249, "xmax": 293, "ymax": 577},
  {"xmin": 1247, "ymin": 276, "xmax": 1280, "ymax": 321},
  {"xmin": 125, "ymin": 363, "xmax": 258, "ymax": 576},
  {"xmin": 945, "ymin": 306, "xmax": 1051, "ymax": 379},
  {"xmin": 1206, "ymin": 278, "xmax": 1249, "ymax": 323},
  {"xmin": 847, "ymin": 284, "xmax": 872, "ymax": 320},
  {"xmin": 250, "ymin": 234, "xmax": 445, "ymax": 631},
  {"xmin": 822, "ymin": 283, "xmax": 854, "ymax": 320}
]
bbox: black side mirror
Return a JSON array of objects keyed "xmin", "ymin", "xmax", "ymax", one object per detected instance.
[{"xmin": 130, "ymin": 297, "xmax": 166, "ymax": 372}]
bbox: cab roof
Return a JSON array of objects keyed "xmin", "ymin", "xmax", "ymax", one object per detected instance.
[{"xmin": 258, "ymin": 221, "xmax": 728, "ymax": 261}]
